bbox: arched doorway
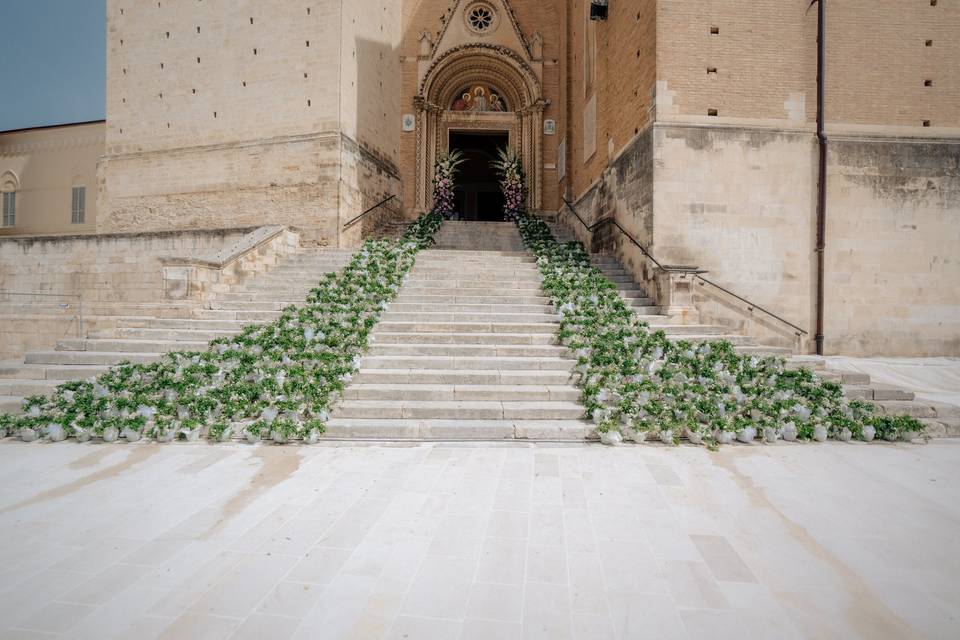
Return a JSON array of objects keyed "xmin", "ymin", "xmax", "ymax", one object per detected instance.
[{"xmin": 414, "ymin": 44, "xmax": 546, "ymax": 216}]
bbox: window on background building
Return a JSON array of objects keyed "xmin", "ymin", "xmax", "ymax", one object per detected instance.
[
  {"xmin": 2, "ymin": 191, "xmax": 15, "ymax": 227},
  {"xmin": 72, "ymin": 186, "xmax": 86, "ymax": 224}
]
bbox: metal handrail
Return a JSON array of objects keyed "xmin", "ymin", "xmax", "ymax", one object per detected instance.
[
  {"xmin": 342, "ymin": 195, "xmax": 398, "ymax": 230},
  {"xmin": 0, "ymin": 290, "xmax": 84, "ymax": 338},
  {"xmin": 559, "ymin": 198, "xmax": 808, "ymax": 337},
  {"xmin": 693, "ymin": 277, "xmax": 808, "ymax": 337}
]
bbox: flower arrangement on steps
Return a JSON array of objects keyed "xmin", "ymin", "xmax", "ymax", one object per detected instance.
[
  {"xmin": 0, "ymin": 212, "xmax": 444, "ymax": 445},
  {"xmin": 515, "ymin": 215, "xmax": 926, "ymax": 446},
  {"xmin": 491, "ymin": 147, "xmax": 526, "ymax": 222},
  {"xmin": 431, "ymin": 150, "xmax": 465, "ymax": 220}
]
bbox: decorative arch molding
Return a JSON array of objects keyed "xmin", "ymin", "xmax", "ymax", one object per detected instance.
[
  {"xmin": 414, "ymin": 44, "xmax": 547, "ymax": 214},
  {"xmin": 0, "ymin": 170, "xmax": 20, "ymax": 192}
]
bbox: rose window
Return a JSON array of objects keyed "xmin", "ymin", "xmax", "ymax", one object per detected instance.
[{"xmin": 467, "ymin": 6, "xmax": 494, "ymax": 33}]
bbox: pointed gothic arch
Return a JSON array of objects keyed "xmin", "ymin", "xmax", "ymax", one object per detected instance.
[{"xmin": 414, "ymin": 43, "xmax": 546, "ymax": 214}]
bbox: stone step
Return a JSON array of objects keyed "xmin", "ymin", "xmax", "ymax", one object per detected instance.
[
  {"xmin": 368, "ymin": 343, "xmax": 569, "ymax": 358},
  {"xmin": 362, "ymin": 355, "xmax": 575, "ymax": 371},
  {"xmin": 419, "ymin": 250, "xmax": 532, "ymax": 259},
  {"xmin": 372, "ymin": 331, "xmax": 556, "ymax": 345},
  {"xmin": 353, "ymin": 369, "xmax": 575, "ymax": 386},
  {"xmin": 0, "ymin": 379, "xmax": 61, "ymax": 396},
  {"xmin": 342, "ymin": 384, "xmax": 581, "ymax": 402},
  {"xmin": 665, "ymin": 334, "xmax": 755, "ymax": 346},
  {"xmin": 24, "ymin": 351, "xmax": 162, "ymax": 366},
  {"xmin": 404, "ymin": 283, "xmax": 546, "ymax": 293},
  {"xmin": 0, "ymin": 362, "xmax": 108, "ymax": 380},
  {"xmin": 843, "ymin": 385, "xmax": 915, "ymax": 402},
  {"xmin": 733, "ymin": 345, "xmax": 794, "ymax": 356},
  {"xmin": 324, "ymin": 418, "xmax": 590, "ymax": 440},
  {"xmin": 91, "ymin": 327, "xmax": 239, "ymax": 342},
  {"xmin": 210, "ymin": 301, "xmax": 300, "ymax": 311},
  {"xmin": 387, "ymin": 303, "xmax": 550, "ymax": 314},
  {"xmin": 380, "ymin": 312, "xmax": 558, "ymax": 324},
  {"xmin": 408, "ymin": 271, "xmax": 542, "ymax": 282},
  {"xmin": 333, "ymin": 400, "xmax": 585, "ymax": 420},
  {"xmin": 192, "ymin": 309, "xmax": 281, "ymax": 322},
  {"xmin": 117, "ymin": 318, "xmax": 252, "ymax": 331},
  {"xmin": 217, "ymin": 292, "xmax": 309, "ymax": 303},
  {"xmin": 376, "ymin": 322, "xmax": 557, "ymax": 335},
  {"xmin": 411, "ymin": 264, "xmax": 541, "ymax": 274},
  {"xmin": 0, "ymin": 396, "xmax": 24, "ymax": 415},
  {"xmin": 394, "ymin": 294, "xmax": 551, "ymax": 305},
  {"xmin": 57, "ymin": 338, "xmax": 209, "ymax": 354},
  {"xmin": 648, "ymin": 324, "xmax": 729, "ymax": 336}
]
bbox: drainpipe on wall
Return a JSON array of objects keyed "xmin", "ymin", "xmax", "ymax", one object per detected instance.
[{"xmin": 813, "ymin": 0, "xmax": 827, "ymax": 356}]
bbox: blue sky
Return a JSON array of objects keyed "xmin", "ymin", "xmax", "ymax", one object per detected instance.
[{"xmin": 0, "ymin": 1, "xmax": 105, "ymax": 131}]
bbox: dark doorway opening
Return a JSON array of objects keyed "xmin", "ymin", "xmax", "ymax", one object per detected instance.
[{"xmin": 449, "ymin": 131, "xmax": 508, "ymax": 221}]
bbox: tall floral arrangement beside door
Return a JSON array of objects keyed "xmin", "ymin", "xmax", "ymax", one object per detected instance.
[
  {"xmin": 492, "ymin": 147, "xmax": 526, "ymax": 221},
  {"xmin": 432, "ymin": 150, "xmax": 465, "ymax": 219}
]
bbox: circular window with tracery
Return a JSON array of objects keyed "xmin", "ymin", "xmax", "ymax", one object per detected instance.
[{"xmin": 465, "ymin": 3, "xmax": 498, "ymax": 35}]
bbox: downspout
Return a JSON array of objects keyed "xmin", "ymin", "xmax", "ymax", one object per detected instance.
[{"xmin": 814, "ymin": 0, "xmax": 827, "ymax": 355}]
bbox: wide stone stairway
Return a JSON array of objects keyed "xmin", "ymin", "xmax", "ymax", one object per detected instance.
[
  {"xmin": 328, "ymin": 224, "xmax": 591, "ymax": 440},
  {"xmin": 0, "ymin": 249, "xmax": 355, "ymax": 415}
]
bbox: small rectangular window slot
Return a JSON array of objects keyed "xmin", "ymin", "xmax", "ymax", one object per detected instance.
[
  {"xmin": 307, "ymin": 99, "xmax": 311, "ymax": 106},
  {"xmin": 922, "ymin": 120, "xmax": 931, "ymax": 127},
  {"xmin": 707, "ymin": 67, "xmax": 718, "ymax": 75},
  {"xmin": 924, "ymin": 79, "xmax": 933, "ymax": 86},
  {"xmin": 925, "ymin": 39, "xmax": 933, "ymax": 46},
  {"xmin": 253, "ymin": 48, "xmax": 258, "ymax": 55},
  {"xmin": 707, "ymin": 108, "xmax": 718, "ymax": 117},
  {"xmin": 196, "ymin": 26, "xmax": 200, "ymax": 34},
  {"xmin": 930, "ymin": 0, "xmax": 937, "ymax": 6},
  {"xmin": 710, "ymin": 27, "xmax": 719, "ymax": 35}
]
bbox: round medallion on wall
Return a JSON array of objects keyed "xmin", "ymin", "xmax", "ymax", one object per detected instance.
[{"xmin": 464, "ymin": 2, "xmax": 499, "ymax": 35}]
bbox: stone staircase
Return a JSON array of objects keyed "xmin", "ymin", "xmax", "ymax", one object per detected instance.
[
  {"xmin": 549, "ymin": 222, "xmax": 959, "ymax": 437},
  {"xmin": 0, "ymin": 248, "xmax": 355, "ymax": 415},
  {"xmin": 328, "ymin": 222, "xmax": 591, "ymax": 440},
  {"xmin": 434, "ymin": 220, "xmax": 527, "ymax": 251}
]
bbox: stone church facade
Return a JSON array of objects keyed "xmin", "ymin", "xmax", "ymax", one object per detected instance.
[{"xmin": 1, "ymin": 0, "xmax": 959, "ymax": 356}]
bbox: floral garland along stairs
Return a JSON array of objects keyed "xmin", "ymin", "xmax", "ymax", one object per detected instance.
[
  {"xmin": 0, "ymin": 213, "xmax": 444, "ymax": 444},
  {"xmin": 515, "ymin": 215, "xmax": 926, "ymax": 446}
]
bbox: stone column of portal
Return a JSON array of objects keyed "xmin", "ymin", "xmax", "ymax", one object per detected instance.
[{"xmin": 413, "ymin": 96, "xmax": 429, "ymax": 212}]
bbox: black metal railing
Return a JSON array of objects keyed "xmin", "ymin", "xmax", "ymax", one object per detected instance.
[
  {"xmin": 559, "ymin": 198, "xmax": 808, "ymax": 338},
  {"xmin": 342, "ymin": 195, "xmax": 398, "ymax": 230}
]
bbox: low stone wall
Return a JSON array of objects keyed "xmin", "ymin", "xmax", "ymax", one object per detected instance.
[{"xmin": 0, "ymin": 227, "xmax": 253, "ymax": 360}]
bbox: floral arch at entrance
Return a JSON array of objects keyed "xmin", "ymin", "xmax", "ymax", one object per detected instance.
[{"xmin": 414, "ymin": 44, "xmax": 546, "ymax": 214}]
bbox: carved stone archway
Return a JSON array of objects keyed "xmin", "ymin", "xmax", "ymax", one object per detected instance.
[{"xmin": 415, "ymin": 44, "xmax": 545, "ymax": 214}]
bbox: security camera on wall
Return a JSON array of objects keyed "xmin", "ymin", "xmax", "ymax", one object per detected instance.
[{"xmin": 590, "ymin": 0, "xmax": 609, "ymax": 21}]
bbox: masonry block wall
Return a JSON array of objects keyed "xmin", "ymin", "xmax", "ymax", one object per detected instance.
[
  {"xmin": 100, "ymin": 0, "xmax": 401, "ymax": 245},
  {"xmin": 568, "ymin": 0, "xmax": 960, "ymax": 356}
]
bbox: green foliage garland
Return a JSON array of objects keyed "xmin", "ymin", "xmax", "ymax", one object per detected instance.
[
  {"xmin": 0, "ymin": 212, "xmax": 444, "ymax": 444},
  {"xmin": 516, "ymin": 215, "xmax": 924, "ymax": 445}
]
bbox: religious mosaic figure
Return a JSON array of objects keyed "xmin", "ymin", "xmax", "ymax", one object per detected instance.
[
  {"xmin": 471, "ymin": 86, "xmax": 489, "ymax": 112},
  {"xmin": 452, "ymin": 92, "xmax": 472, "ymax": 111}
]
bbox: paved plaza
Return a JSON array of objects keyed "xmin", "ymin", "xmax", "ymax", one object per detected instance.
[{"xmin": 0, "ymin": 440, "xmax": 958, "ymax": 639}]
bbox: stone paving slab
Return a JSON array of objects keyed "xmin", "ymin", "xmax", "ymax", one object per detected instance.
[{"xmin": 1, "ymin": 441, "xmax": 958, "ymax": 639}]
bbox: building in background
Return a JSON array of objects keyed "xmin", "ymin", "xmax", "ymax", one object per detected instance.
[
  {"xmin": 0, "ymin": 121, "xmax": 104, "ymax": 236},
  {"xmin": 1, "ymin": 0, "xmax": 957, "ymax": 356}
]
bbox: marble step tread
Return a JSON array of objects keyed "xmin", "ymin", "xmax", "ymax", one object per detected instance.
[
  {"xmin": 342, "ymin": 384, "xmax": 581, "ymax": 402},
  {"xmin": 362, "ymin": 355, "xmax": 575, "ymax": 371},
  {"xmin": 368, "ymin": 344, "xmax": 569, "ymax": 357},
  {"xmin": 323, "ymin": 418, "xmax": 590, "ymax": 441},
  {"xmin": 334, "ymin": 400, "xmax": 586, "ymax": 420},
  {"xmin": 353, "ymin": 369, "xmax": 575, "ymax": 385},
  {"xmin": 372, "ymin": 331, "xmax": 557, "ymax": 345}
]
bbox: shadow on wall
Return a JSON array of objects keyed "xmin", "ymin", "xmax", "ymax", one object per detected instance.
[{"xmin": 340, "ymin": 36, "xmax": 404, "ymax": 247}]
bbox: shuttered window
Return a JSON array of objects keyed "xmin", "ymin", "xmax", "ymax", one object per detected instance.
[
  {"xmin": 2, "ymin": 192, "xmax": 15, "ymax": 227},
  {"xmin": 71, "ymin": 186, "xmax": 85, "ymax": 224}
]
